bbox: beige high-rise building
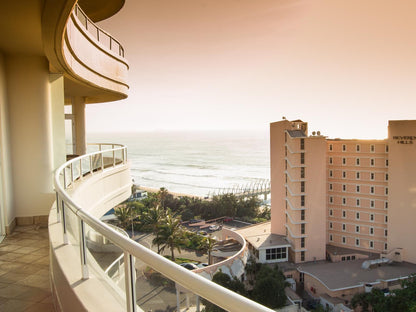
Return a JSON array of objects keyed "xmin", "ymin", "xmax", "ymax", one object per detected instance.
[{"xmin": 270, "ymin": 118, "xmax": 416, "ymax": 265}]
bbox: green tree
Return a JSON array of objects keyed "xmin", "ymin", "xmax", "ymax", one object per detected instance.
[
  {"xmin": 251, "ymin": 264, "xmax": 288, "ymax": 309},
  {"xmin": 142, "ymin": 206, "xmax": 165, "ymax": 253},
  {"xmin": 202, "ymin": 235, "xmax": 217, "ymax": 265},
  {"xmin": 153, "ymin": 212, "xmax": 186, "ymax": 261},
  {"xmin": 114, "ymin": 205, "xmax": 136, "ymax": 229},
  {"xmin": 157, "ymin": 187, "xmax": 169, "ymax": 209},
  {"xmin": 203, "ymin": 270, "xmax": 246, "ymax": 312}
]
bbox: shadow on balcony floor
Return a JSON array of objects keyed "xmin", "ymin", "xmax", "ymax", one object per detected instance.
[{"xmin": 0, "ymin": 225, "xmax": 54, "ymax": 311}]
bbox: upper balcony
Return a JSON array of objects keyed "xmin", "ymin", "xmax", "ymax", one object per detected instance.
[
  {"xmin": 50, "ymin": 144, "xmax": 274, "ymax": 311},
  {"xmin": 43, "ymin": 0, "xmax": 129, "ymax": 103}
]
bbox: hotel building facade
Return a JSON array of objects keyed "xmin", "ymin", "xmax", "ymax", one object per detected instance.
[{"xmin": 270, "ymin": 118, "xmax": 416, "ymax": 265}]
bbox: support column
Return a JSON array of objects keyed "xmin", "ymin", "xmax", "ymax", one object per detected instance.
[
  {"xmin": 6, "ymin": 55, "xmax": 56, "ymax": 219},
  {"xmin": 73, "ymin": 96, "xmax": 86, "ymax": 155}
]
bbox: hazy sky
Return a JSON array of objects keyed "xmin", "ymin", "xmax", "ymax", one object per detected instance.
[{"xmin": 87, "ymin": 0, "xmax": 416, "ymax": 139}]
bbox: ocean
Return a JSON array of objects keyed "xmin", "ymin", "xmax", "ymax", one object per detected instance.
[{"xmin": 87, "ymin": 130, "xmax": 270, "ymax": 197}]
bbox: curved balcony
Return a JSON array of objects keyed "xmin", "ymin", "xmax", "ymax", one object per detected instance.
[
  {"xmin": 43, "ymin": 1, "xmax": 129, "ymax": 103},
  {"xmin": 50, "ymin": 144, "xmax": 273, "ymax": 311}
]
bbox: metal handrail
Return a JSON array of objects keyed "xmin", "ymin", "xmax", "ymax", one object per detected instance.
[
  {"xmin": 54, "ymin": 144, "xmax": 273, "ymax": 312},
  {"xmin": 73, "ymin": 4, "xmax": 125, "ymax": 58}
]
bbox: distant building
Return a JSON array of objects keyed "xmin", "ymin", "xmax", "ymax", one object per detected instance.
[{"xmin": 270, "ymin": 118, "xmax": 416, "ymax": 265}]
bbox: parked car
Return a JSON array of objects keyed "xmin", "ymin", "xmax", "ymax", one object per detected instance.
[
  {"xmin": 180, "ymin": 263, "xmax": 199, "ymax": 270},
  {"xmin": 208, "ymin": 225, "xmax": 220, "ymax": 231},
  {"xmin": 197, "ymin": 263, "xmax": 208, "ymax": 268},
  {"xmin": 197, "ymin": 230, "xmax": 208, "ymax": 236}
]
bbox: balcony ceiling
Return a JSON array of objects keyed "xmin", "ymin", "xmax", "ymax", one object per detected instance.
[
  {"xmin": 0, "ymin": 0, "xmax": 44, "ymax": 55},
  {"xmin": 64, "ymin": 76, "xmax": 127, "ymax": 104},
  {"xmin": 77, "ymin": 0, "xmax": 125, "ymax": 22}
]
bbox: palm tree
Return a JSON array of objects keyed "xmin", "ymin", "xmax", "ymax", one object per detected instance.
[
  {"xmin": 153, "ymin": 212, "xmax": 185, "ymax": 261},
  {"xmin": 157, "ymin": 187, "xmax": 169, "ymax": 209},
  {"xmin": 142, "ymin": 206, "xmax": 165, "ymax": 253},
  {"xmin": 113, "ymin": 205, "xmax": 134, "ymax": 229},
  {"xmin": 203, "ymin": 235, "xmax": 217, "ymax": 265}
]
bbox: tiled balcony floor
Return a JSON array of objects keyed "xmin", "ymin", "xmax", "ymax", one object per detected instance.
[{"xmin": 0, "ymin": 225, "xmax": 54, "ymax": 311}]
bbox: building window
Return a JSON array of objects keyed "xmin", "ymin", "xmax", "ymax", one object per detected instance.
[
  {"xmin": 385, "ymin": 243, "xmax": 388, "ymax": 250},
  {"xmin": 356, "ymin": 144, "xmax": 360, "ymax": 152},
  {"xmin": 301, "ymin": 251, "xmax": 305, "ymax": 261},
  {"xmin": 356, "ymin": 225, "xmax": 360, "ymax": 233},
  {"xmin": 300, "ymin": 138, "xmax": 305, "ymax": 150},
  {"xmin": 285, "ymin": 160, "xmax": 287, "ymax": 170},
  {"xmin": 300, "ymin": 153, "xmax": 305, "ymax": 164},
  {"xmin": 370, "ymin": 227, "xmax": 374, "ymax": 235},
  {"xmin": 342, "ymin": 171, "xmax": 346, "ymax": 179},
  {"xmin": 385, "ymin": 202, "xmax": 388, "ymax": 209},
  {"xmin": 301, "ymin": 237, "xmax": 305, "ymax": 248},
  {"xmin": 370, "ymin": 214, "xmax": 374, "ymax": 222},
  {"xmin": 329, "ymin": 157, "xmax": 333, "ymax": 165},
  {"xmin": 301, "ymin": 167, "xmax": 305, "ymax": 179},
  {"xmin": 356, "ymin": 185, "xmax": 360, "ymax": 193},
  {"xmin": 370, "ymin": 144, "xmax": 375, "ymax": 152},
  {"xmin": 385, "ymin": 229, "xmax": 388, "ymax": 237},
  {"xmin": 356, "ymin": 199, "xmax": 360, "ymax": 207},
  {"xmin": 385, "ymin": 187, "xmax": 388, "ymax": 195},
  {"xmin": 342, "ymin": 236, "xmax": 346, "ymax": 244},
  {"xmin": 342, "ymin": 223, "xmax": 346, "ymax": 231},
  {"xmin": 342, "ymin": 210, "xmax": 346, "ymax": 218},
  {"xmin": 301, "ymin": 195, "xmax": 305, "ymax": 207},
  {"xmin": 370, "ymin": 172, "xmax": 375, "ymax": 180},
  {"xmin": 265, "ymin": 247, "xmax": 287, "ymax": 260},
  {"xmin": 356, "ymin": 239, "xmax": 360, "ymax": 246},
  {"xmin": 301, "ymin": 181, "xmax": 305, "ymax": 193},
  {"xmin": 342, "ymin": 144, "xmax": 346, "ymax": 152},
  {"xmin": 386, "ymin": 159, "xmax": 389, "ymax": 167},
  {"xmin": 356, "ymin": 212, "xmax": 360, "ymax": 220},
  {"xmin": 329, "ymin": 222, "xmax": 333, "ymax": 229},
  {"xmin": 285, "ymin": 146, "xmax": 287, "ymax": 157},
  {"xmin": 356, "ymin": 171, "xmax": 360, "ymax": 179},
  {"xmin": 329, "ymin": 234, "xmax": 333, "ymax": 242},
  {"xmin": 385, "ymin": 173, "xmax": 388, "ymax": 181},
  {"xmin": 370, "ymin": 159, "xmax": 375, "ymax": 167},
  {"xmin": 329, "ymin": 196, "xmax": 333, "ymax": 203},
  {"xmin": 343, "ymin": 184, "xmax": 346, "ymax": 192},
  {"xmin": 385, "ymin": 215, "xmax": 388, "ymax": 223},
  {"xmin": 301, "ymin": 224, "xmax": 305, "ymax": 234},
  {"xmin": 329, "ymin": 183, "xmax": 333, "ymax": 191},
  {"xmin": 370, "ymin": 200, "xmax": 375, "ymax": 208},
  {"xmin": 356, "ymin": 158, "xmax": 360, "ymax": 166},
  {"xmin": 370, "ymin": 241, "xmax": 374, "ymax": 249},
  {"xmin": 370, "ymin": 186, "xmax": 375, "ymax": 194},
  {"xmin": 301, "ymin": 210, "xmax": 305, "ymax": 221},
  {"xmin": 329, "ymin": 144, "xmax": 333, "ymax": 151},
  {"xmin": 385, "ymin": 145, "xmax": 389, "ymax": 153},
  {"xmin": 329, "ymin": 170, "xmax": 333, "ymax": 177},
  {"xmin": 342, "ymin": 198, "xmax": 346, "ymax": 206},
  {"xmin": 342, "ymin": 157, "xmax": 346, "ymax": 165},
  {"xmin": 329, "ymin": 209, "xmax": 333, "ymax": 216}
]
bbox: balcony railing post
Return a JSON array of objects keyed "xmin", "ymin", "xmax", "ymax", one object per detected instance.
[
  {"xmin": 63, "ymin": 168, "xmax": 67, "ymax": 189},
  {"xmin": 124, "ymin": 252, "xmax": 137, "ymax": 312},
  {"xmin": 70, "ymin": 163, "xmax": 74, "ymax": 183},
  {"xmin": 55, "ymin": 192, "xmax": 61, "ymax": 223},
  {"xmin": 79, "ymin": 219, "xmax": 89, "ymax": 279},
  {"xmin": 89, "ymin": 154, "xmax": 93, "ymax": 175},
  {"xmin": 101, "ymin": 153, "xmax": 104, "ymax": 171},
  {"xmin": 61, "ymin": 200, "xmax": 68, "ymax": 244},
  {"xmin": 79, "ymin": 158, "xmax": 83, "ymax": 180}
]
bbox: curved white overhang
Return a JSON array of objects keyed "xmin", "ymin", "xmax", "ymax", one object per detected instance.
[{"xmin": 42, "ymin": 0, "xmax": 129, "ymax": 104}]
